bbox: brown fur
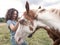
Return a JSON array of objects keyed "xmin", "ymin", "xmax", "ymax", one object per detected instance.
[{"xmin": 23, "ymin": 10, "xmax": 36, "ymax": 22}]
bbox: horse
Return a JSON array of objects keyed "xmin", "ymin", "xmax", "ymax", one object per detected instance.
[
  {"xmin": 14, "ymin": 2, "xmax": 49, "ymax": 45},
  {"xmin": 22, "ymin": 1, "xmax": 60, "ymax": 45},
  {"xmin": 14, "ymin": 14, "xmax": 48, "ymax": 45}
]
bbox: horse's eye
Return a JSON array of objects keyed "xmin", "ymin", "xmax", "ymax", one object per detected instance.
[{"xmin": 20, "ymin": 19, "xmax": 27, "ymax": 25}]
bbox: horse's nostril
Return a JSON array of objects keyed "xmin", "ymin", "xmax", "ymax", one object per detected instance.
[{"xmin": 18, "ymin": 38, "xmax": 21, "ymax": 42}]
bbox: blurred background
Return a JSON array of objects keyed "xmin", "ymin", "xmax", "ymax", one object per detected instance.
[{"xmin": 0, "ymin": 0, "xmax": 60, "ymax": 45}]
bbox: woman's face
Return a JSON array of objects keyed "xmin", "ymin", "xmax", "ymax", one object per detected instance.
[{"xmin": 12, "ymin": 11, "xmax": 18, "ymax": 20}]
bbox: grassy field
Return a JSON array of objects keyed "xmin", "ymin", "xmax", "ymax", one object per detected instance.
[{"xmin": 0, "ymin": 23, "xmax": 53, "ymax": 45}]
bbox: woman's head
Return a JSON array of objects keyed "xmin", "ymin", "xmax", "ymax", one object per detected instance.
[{"xmin": 5, "ymin": 8, "xmax": 18, "ymax": 21}]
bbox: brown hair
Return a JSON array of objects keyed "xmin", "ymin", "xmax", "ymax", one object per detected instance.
[{"xmin": 5, "ymin": 8, "xmax": 18, "ymax": 21}]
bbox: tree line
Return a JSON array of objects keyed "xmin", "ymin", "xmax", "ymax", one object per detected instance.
[{"xmin": 0, "ymin": 17, "xmax": 5, "ymax": 22}]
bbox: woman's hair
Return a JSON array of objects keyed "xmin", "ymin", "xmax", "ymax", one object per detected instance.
[{"xmin": 5, "ymin": 8, "xmax": 18, "ymax": 21}]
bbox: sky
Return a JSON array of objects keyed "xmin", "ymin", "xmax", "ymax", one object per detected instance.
[{"xmin": 0, "ymin": 0, "xmax": 60, "ymax": 18}]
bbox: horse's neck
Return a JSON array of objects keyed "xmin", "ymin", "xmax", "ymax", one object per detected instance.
[{"xmin": 38, "ymin": 11, "xmax": 60, "ymax": 31}]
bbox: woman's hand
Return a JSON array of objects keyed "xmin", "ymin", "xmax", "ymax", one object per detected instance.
[{"xmin": 18, "ymin": 17, "xmax": 21, "ymax": 22}]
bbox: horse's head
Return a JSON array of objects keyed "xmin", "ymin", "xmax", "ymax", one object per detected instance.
[
  {"xmin": 22, "ymin": 1, "xmax": 50, "ymax": 30},
  {"xmin": 24, "ymin": 2, "xmax": 60, "ymax": 31}
]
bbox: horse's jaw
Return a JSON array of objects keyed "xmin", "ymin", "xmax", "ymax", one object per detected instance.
[{"xmin": 37, "ymin": 11, "xmax": 60, "ymax": 31}]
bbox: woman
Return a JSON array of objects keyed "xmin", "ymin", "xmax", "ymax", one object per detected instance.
[{"xmin": 5, "ymin": 8, "xmax": 27, "ymax": 45}]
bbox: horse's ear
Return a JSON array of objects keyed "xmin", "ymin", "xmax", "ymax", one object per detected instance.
[
  {"xmin": 25, "ymin": 1, "xmax": 30, "ymax": 13},
  {"xmin": 38, "ymin": 6, "xmax": 41, "ymax": 9}
]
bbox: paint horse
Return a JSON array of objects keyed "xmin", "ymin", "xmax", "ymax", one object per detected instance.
[
  {"xmin": 23, "ymin": 1, "xmax": 60, "ymax": 45},
  {"xmin": 15, "ymin": 1, "xmax": 60, "ymax": 45},
  {"xmin": 14, "ymin": 14, "xmax": 48, "ymax": 45},
  {"xmin": 14, "ymin": 2, "xmax": 49, "ymax": 45},
  {"xmin": 14, "ymin": 1, "xmax": 50, "ymax": 45}
]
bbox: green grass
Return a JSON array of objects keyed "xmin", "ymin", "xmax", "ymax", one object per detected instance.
[
  {"xmin": 0, "ymin": 23, "xmax": 10, "ymax": 45},
  {"xmin": 0, "ymin": 23, "xmax": 53, "ymax": 45}
]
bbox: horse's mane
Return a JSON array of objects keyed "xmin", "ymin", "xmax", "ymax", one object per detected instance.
[
  {"xmin": 38, "ymin": 8, "xmax": 60, "ymax": 18},
  {"xmin": 38, "ymin": 8, "xmax": 60, "ymax": 15},
  {"xmin": 49, "ymin": 9, "xmax": 60, "ymax": 16}
]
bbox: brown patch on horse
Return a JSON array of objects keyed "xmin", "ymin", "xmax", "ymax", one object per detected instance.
[
  {"xmin": 24, "ymin": 10, "xmax": 35, "ymax": 19},
  {"xmin": 53, "ymin": 39, "xmax": 60, "ymax": 45},
  {"xmin": 51, "ymin": 28, "xmax": 60, "ymax": 37},
  {"xmin": 23, "ymin": 10, "xmax": 36, "ymax": 21}
]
